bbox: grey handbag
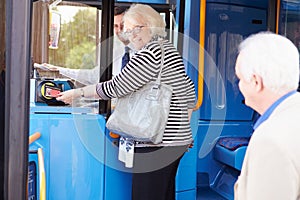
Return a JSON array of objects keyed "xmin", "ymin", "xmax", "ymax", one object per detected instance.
[{"xmin": 106, "ymin": 43, "xmax": 172, "ymax": 144}]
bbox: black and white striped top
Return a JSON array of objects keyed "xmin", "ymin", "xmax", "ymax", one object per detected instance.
[{"xmin": 96, "ymin": 39, "xmax": 196, "ymax": 146}]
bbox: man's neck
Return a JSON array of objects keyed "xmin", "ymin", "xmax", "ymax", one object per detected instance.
[{"xmin": 256, "ymin": 89, "xmax": 294, "ymax": 114}]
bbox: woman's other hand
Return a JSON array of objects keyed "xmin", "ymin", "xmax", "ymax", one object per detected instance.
[
  {"xmin": 33, "ymin": 63, "xmax": 60, "ymax": 71},
  {"xmin": 43, "ymin": 63, "xmax": 60, "ymax": 71}
]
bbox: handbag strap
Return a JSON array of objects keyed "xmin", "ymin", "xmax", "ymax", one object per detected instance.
[
  {"xmin": 155, "ymin": 41, "xmax": 165, "ymax": 85},
  {"xmin": 114, "ymin": 41, "xmax": 165, "ymax": 97}
]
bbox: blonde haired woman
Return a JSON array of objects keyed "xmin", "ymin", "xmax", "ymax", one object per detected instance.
[{"xmin": 57, "ymin": 4, "xmax": 196, "ymax": 200}]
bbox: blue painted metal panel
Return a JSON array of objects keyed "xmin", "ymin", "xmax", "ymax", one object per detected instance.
[
  {"xmin": 176, "ymin": 189, "xmax": 196, "ymax": 200},
  {"xmin": 103, "ymin": 129, "xmax": 132, "ymax": 200},
  {"xmin": 30, "ymin": 113, "xmax": 106, "ymax": 200},
  {"xmin": 176, "ymin": 111, "xmax": 199, "ymax": 195}
]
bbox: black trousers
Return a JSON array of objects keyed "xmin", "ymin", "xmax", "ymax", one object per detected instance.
[{"xmin": 132, "ymin": 145, "xmax": 188, "ymax": 200}]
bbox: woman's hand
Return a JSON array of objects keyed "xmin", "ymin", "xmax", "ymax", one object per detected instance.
[
  {"xmin": 56, "ymin": 84, "xmax": 99, "ymax": 104},
  {"xmin": 56, "ymin": 89, "xmax": 81, "ymax": 104}
]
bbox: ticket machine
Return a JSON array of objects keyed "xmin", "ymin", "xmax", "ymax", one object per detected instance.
[{"xmin": 28, "ymin": 73, "xmax": 133, "ymax": 200}]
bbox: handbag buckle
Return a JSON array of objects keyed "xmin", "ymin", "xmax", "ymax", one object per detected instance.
[{"xmin": 147, "ymin": 85, "xmax": 160, "ymax": 100}]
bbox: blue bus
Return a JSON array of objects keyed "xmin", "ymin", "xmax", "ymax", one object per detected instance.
[{"xmin": 2, "ymin": 0, "xmax": 300, "ymax": 199}]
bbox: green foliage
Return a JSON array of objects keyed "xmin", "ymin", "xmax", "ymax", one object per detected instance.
[
  {"xmin": 65, "ymin": 42, "xmax": 96, "ymax": 69},
  {"xmin": 49, "ymin": 7, "xmax": 98, "ymax": 69}
]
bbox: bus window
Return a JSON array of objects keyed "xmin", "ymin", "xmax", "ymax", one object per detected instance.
[
  {"xmin": 32, "ymin": 1, "xmax": 102, "ymax": 86},
  {"xmin": 280, "ymin": 0, "xmax": 300, "ymax": 91},
  {"xmin": 280, "ymin": 0, "xmax": 300, "ymax": 51},
  {"xmin": 49, "ymin": 4, "xmax": 100, "ymax": 71}
]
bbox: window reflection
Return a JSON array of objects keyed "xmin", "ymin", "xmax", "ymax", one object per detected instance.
[{"xmin": 280, "ymin": 0, "xmax": 300, "ymax": 51}]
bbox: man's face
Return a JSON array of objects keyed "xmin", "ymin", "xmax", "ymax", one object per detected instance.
[{"xmin": 114, "ymin": 14, "xmax": 129, "ymax": 45}]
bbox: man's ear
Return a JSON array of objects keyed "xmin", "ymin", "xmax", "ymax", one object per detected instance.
[{"xmin": 252, "ymin": 74, "xmax": 263, "ymax": 92}]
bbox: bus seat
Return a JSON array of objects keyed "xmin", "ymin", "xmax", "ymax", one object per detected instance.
[{"xmin": 214, "ymin": 137, "xmax": 250, "ymax": 171}]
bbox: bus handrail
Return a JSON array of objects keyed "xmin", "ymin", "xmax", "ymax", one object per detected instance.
[
  {"xmin": 194, "ymin": 0, "xmax": 206, "ymax": 110},
  {"xmin": 29, "ymin": 132, "xmax": 41, "ymax": 145}
]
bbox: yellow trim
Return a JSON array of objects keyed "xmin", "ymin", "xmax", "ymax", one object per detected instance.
[
  {"xmin": 194, "ymin": 0, "xmax": 206, "ymax": 110},
  {"xmin": 276, "ymin": 0, "xmax": 281, "ymax": 34},
  {"xmin": 38, "ymin": 148, "xmax": 46, "ymax": 200}
]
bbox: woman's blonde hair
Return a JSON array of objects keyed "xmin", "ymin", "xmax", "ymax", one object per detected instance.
[{"xmin": 123, "ymin": 4, "xmax": 166, "ymax": 38}]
